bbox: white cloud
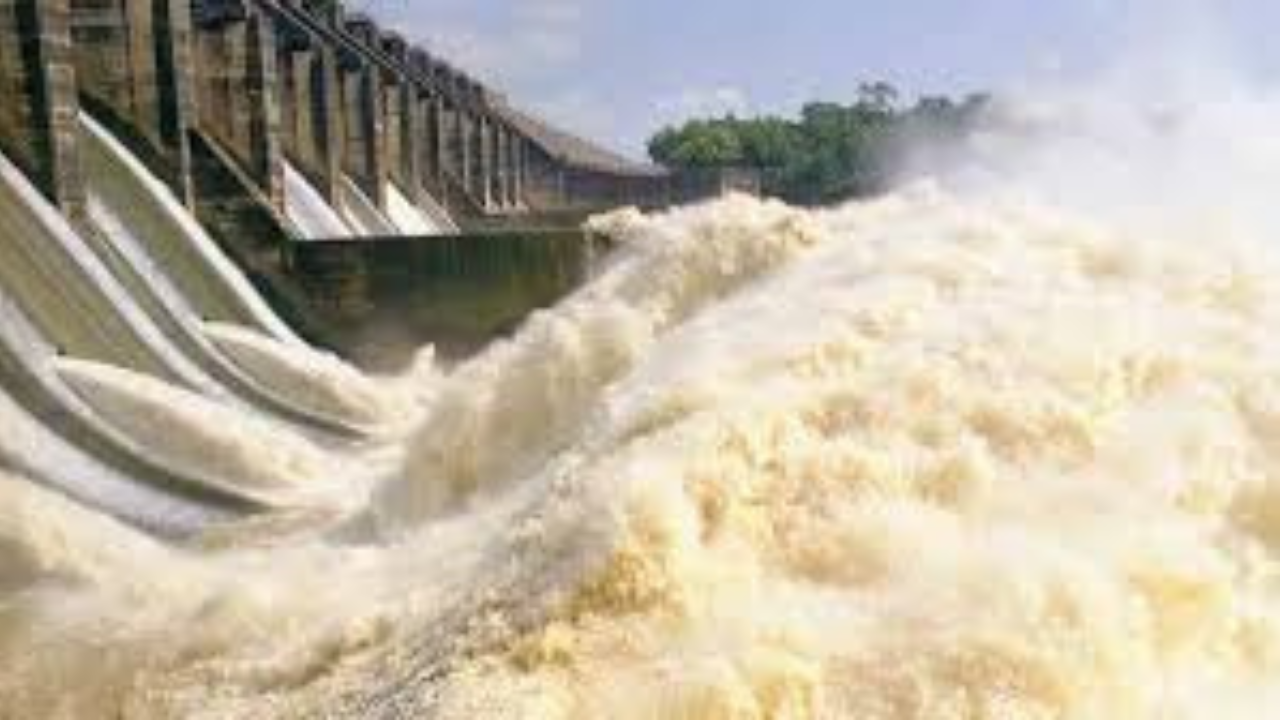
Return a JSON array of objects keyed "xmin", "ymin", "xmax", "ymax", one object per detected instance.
[
  {"xmin": 353, "ymin": 0, "xmax": 590, "ymax": 89},
  {"xmin": 529, "ymin": 88, "xmax": 621, "ymax": 137},
  {"xmin": 345, "ymin": 0, "xmax": 645, "ymax": 156}
]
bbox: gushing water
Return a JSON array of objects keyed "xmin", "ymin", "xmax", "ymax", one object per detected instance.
[
  {"xmin": 9, "ymin": 92, "xmax": 1280, "ymax": 718},
  {"xmin": 203, "ymin": 322, "xmax": 415, "ymax": 433},
  {"xmin": 55, "ymin": 358, "xmax": 349, "ymax": 508}
]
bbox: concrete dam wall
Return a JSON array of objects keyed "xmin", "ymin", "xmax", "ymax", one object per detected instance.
[
  {"xmin": 2, "ymin": 0, "xmax": 732, "ymax": 359},
  {"xmin": 0, "ymin": 0, "xmax": 709, "ymax": 528}
]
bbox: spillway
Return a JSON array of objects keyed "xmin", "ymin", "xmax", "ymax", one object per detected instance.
[
  {"xmin": 338, "ymin": 175, "xmax": 400, "ymax": 236},
  {"xmin": 80, "ymin": 115, "xmax": 298, "ymax": 342},
  {"xmin": 0, "ymin": 115, "xmax": 406, "ymax": 533},
  {"xmin": 0, "ymin": 306, "xmax": 241, "ymax": 537},
  {"xmin": 284, "ymin": 160, "xmax": 356, "ymax": 239},
  {"xmin": 0, "ymin": 149, "xmax": 313, "ymax": 526},
  {"xmin": 0, "ymin": 146, "xmax": 208, "ymax": 386},
  {"xmin": 79, "ymin": 115, "xmax": 390, "ymax": 437},
  {"xmin": 386, "ymin": 181, "xmax": 448, "ymax": 235},
  {"xmin": 10, "ymin": 80, "xmax": 1280, "ymax": 718}
]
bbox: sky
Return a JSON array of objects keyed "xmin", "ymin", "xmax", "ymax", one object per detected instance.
[{"xmin": 350, "ymin": 0, "xmax": 1280, "ymax": 159}]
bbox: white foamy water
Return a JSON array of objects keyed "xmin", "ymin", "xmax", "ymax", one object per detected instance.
[
  {"xmin": 7, "ymin": 177, "xmax": 1280, "ymax": 717},
  {"xmin": 204, "ymin": 321, "xmax": 415, "ymax": 432},
  {"xmin": 0, "ymin": 470, "xmax": 176, "ymax": 594},
  {"xmin": 386, "ymin": 182, "xmax": 446, "ymax": 235},
  {"xmin": 284, "ymin": 162, "xmax": 355, "ymax": 239},
  {"xmin": 15, "ymin": 58, "xmax": 1280, "ymax": 716},
  {"xmin": 54, "ymin": 358, "xmax": 350, "ymax": 508},
  {"xmin": 338, "ymin": 176, "xmax": 398, "ymax": 236}
]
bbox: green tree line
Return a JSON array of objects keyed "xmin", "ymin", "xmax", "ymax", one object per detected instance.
[{"xmin": 648, "ymin": 83, "xmax": 990, "ymax": 205}]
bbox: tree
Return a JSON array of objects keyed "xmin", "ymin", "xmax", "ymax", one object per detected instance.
[
  {"xmin": 648, "ymin": 120, "xmax": 744, "ymax": 167},
  {"xmin": 856, "ymin": 82, "xmax": 900, "ymax": 114},
  {"xmin": 736, "ymin": 118, "xmax": 802, "ymax": 169},
  {"xmin": 647, "ymin": 83, "xmax": 990, "ymax": 205}
]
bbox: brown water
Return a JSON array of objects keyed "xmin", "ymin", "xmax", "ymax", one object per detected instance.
[{"xmin": 5, "ymin": 179, "xmax": 1280, "ymax": 717}]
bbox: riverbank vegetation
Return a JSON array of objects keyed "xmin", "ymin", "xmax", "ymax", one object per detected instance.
[{"xmin": 648, "ymin": 83, "xmax": 990, "ymax": 205}]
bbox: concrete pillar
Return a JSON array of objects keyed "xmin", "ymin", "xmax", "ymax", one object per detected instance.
[
  {"xmin": 456, "ymin": 107, "xmax": 472, "ymax": 196},
  {"xmin": 486, "ymin": 116, "xmax": 498, "ymax": 208},
  {"xmin": 500, "ymin": 131, "xmax": 513, "ymax": 208},
  {"xmin": 68, "ymin": 0, "xmax": 127, "ymax": 111},
  {"xmin": 191, "ymin": 17, "xmax": 226, "ymax": 144},
  {"xmin": 152, "ymin": 0, "xmax": 194, "ymax": 206},
  {"xmin": 359, "ymin": 65, "xmax": 386, "ymax": 206},
  {"xmin": 338, "ymin": 64, "xmax": 361, "ymax": 178},
  {"xmin": 500, "ymin": 126, "xmax": 516, "ymax": 209},
  {"xmin": 388, "ymin": 77, "xmax": 416, "ymax": 195},
  {"xmin": 381, "ymin": 78, "xmax": 401, "ymax": 187},
  {"xmin": 277, "ymin": 44, "xmax": 298, "ymax": 160},
  {"xmin": 512, "ymin": 134, "xmax": 526, "ymax": 208},
  {"xmin": 0, "ymin": 0, "xmax": 84, "ymax": 219},
  {"xmin": 124, "ymin": 0, "xmax": 156, "ymax": 130},
  {"xmin": 288, "ymin": 48, "xmax": 313, "ymax": 163},
  {"xmin": 69, "ymin": 0, "xmax": 192, "ymax": 203},
  {"xmin": 404, "ymin": 89, "xmax": 425, "ymax": 195},
  {"xmin": 314, "ymin": 45, "xmax": 342, "ymax": 202},
  {"xmin": 505, "ymin": 127, "xmax": 519, "ymax": 209},
  {"xmin": 244, "ymin": 7, "xmax": 283, "ymax": 211},
  {"xmin": 224, "ymin": 22, "xmax": 251, "ymax": 171},
  {"xmin": 493, "ymin": 123, "xmax": 507, "ymax": 209},
  {"xmin": 430, "ymin": 95, "xmax": 448, "ymax": 187},
  {"xmin": 473, "ymin": 113, "xmax": 491, "ymax": 208}
]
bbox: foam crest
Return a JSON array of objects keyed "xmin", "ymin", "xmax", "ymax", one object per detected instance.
[
  {"xmin": 377, "ymin": 195, "xmax": 828, "ymax": 527},
  {"xmin": 411, "ymin": 190, "xmax": 1280, "ymax": 719},
  {"xmin": 55, "ymin": 358, "xmax": 341, "ymax": 505},
  {"xmin": 204, "ymin": 322, "xmax": 415, "ymax": 432}
]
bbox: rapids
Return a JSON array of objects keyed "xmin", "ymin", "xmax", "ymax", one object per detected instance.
[{"xmin": 7, "ymin": 176, "xmax": 1280, "ymax": 718}]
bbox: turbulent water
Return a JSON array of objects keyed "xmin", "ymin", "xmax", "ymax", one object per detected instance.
[
  {"xmin": 203, "ymin": 322, "xmax": 415, "ymax": 431},
  {"xmin": 10, "ymin": 93, "xmax": 1280, "ymax": 717}
]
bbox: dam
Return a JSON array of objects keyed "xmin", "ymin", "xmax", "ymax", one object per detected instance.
[
  {"xmin": 0, "ymin": 0, "xmax": 731, "ymax": 524},
  {"xmin": 5, "ymin": 1, "xmax": 1280, "ymax": 718},
  {"xmin": 6, "ymin": 0, "xmax": 731, "ymax": 357}
]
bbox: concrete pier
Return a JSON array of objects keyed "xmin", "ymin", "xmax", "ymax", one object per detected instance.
[{"xmin": 1, "ymin": 0, "xmax": 84, "ymax": 218}]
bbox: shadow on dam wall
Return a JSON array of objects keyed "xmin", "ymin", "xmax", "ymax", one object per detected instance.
[{"xmin": 284, "ymin": 228, "xmax": 606, "ymax": 370}]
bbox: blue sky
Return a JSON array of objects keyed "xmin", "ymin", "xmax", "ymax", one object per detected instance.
[{"xmin": 352, "ymin": 1, "xmax": 1280, "ymax": 158}]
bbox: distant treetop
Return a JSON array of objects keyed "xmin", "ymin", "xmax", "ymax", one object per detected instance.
[{"xmin": 648, "ymin": 83, "xmax": 991, "ymax": 205}]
